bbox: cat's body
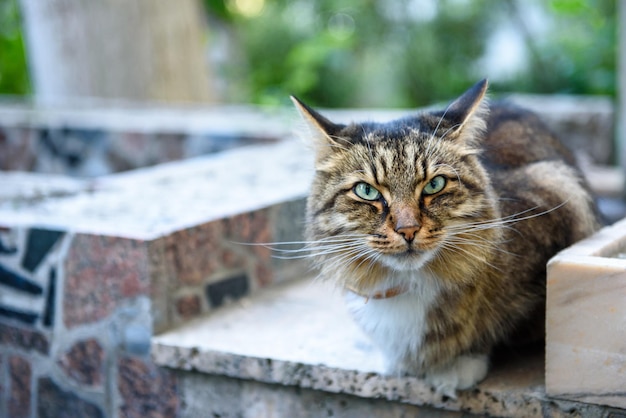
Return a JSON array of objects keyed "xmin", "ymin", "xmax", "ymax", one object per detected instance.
[{"xmin": 292, "ymin": 80, "xmax": 601, "ymax": 396}]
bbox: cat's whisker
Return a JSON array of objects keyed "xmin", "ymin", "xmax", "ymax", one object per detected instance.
[
  {"xmin": 447, "ymin": 201, "xmax": 569, "ymax": 234},
  {"xmin": 323, "ymin": 250, "xmax": 374, "ymax": 274},
  {"xmin": 445, "ymin": 236, "xmax": 518, "ymax": 258},
  {"xmin": 232, "ymin": 234, "xmax": 372, "ymax": 260},
  {"xmin": 439, "ymin": 241, "xmax": 504, "ymax": 273},
  {"xmin": 278, "ymin": 241, "xmax": 372, "ymax": 260},
  {"xmin": 235, "ymin": 234, "xmax": 369, "ymax": 248}
]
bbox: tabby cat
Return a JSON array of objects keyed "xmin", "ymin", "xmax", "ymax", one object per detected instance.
[{"xmin": 292, "ymin": 79, "xmax": 601, "ymax": 396}]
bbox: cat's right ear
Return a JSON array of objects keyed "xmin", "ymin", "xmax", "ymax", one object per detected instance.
[{"xmin": 291, "ymin": 96, "xmax": 346, "ymax": 163}]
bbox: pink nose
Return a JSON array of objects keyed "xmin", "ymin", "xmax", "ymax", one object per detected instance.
[{"xmin": 395, "ymin": 224, "xmax": 420, "ymax": 242}]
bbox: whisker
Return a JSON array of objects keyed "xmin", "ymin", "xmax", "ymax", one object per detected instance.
[
  {"xmin": 439, "ymin": 241, "xmax": 503, "ymax": 273},
  {"xmin": 447, "ymin": 201, "xmax": 568, "ymax": 233}
]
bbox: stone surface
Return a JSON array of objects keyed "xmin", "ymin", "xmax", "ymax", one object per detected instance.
[
  {"xmin": 117, "ymin": 355, "xmax": 179, "ymax": 418},
  {"xmin": 175, "ymin": 294, "xmax": 202, "ymax": 319},
  {"xmin": 153, "ymin": 278, "xmax": 616, "ymax": 417},
  {"xmin": 0, "ymin": 140, "xmax": 314, "ymax": 240},
  {"xmin": 547, "ymin": 218, "xmax": 626, "ymax": 410},
  {"xmin": 164, "ymin": 222, "xmax": 223, "ymax": 286},
  {"xmin": 63, "ymin": 234, "xmax": 150, "ymax": 327},
  {"xmin": 0, "ymin": 354, "xmax": 4, "ymax": 417},
  {"xmin": 0, "ymin": 103, "xmax": 290, "ymax": 177},
  {"xmin": 0, "ymin": 322, "xmax": 49, "ymax": 355},
  {"xmin": 178, "ymin": 372, "xmax": 461, "ymax": 418},
  {"xmin": 0, "ymin": 128, "xmax": 36, "ymax": 171},
  {"xmin": 37, "ymin": 377, "xmax": 104, "ymax": 418},
  {"xmin": 57, "ymin": 338, "xmax": 105, "ymax": 386},
  {"xmin": 8, "ymin": 355, "xmax": 31, "ymax": 418}
]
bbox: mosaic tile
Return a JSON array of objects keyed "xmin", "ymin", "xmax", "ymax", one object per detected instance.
[
  {"xmin": 175, "ymin": 294, "xmax": 202, "ymax": 320},
  {"xmin": 37, "ymin": 377, "xmax": 104, "ymax": 418},
  {"xmin": 64, "ymin": 234, "xmax": 150, "ymax": 328},
  {"xmin": 164, "ymin": 222, "xmax": 223, "ymax": 285},
  {"xmin": 146, "ymin": 239, "xmax": 172, "ymax": 334},
  {"xmin": 57, "ymin": 339, "xmax": 104, "ymax": 387},
  {"xmin": 0, "ymin": 307, "xmax": 38, "ymax": 325},
  {"xmin": 223, "ymin": 210, "xmax": 272, "ymax": 252},
  {"xmin": 254, "ymin": 262, "xmax": 274, "ymax": 288},
  {"xmin": 0, "ymin": 264, "xmax": 43, "ymax": 295},
  {"xmin": 0, "ymin": 127, "xmax": 36, "ymax": 172},
  {"xmin": 153, "ymin": 133, "xmax": 185, "ymax": 163},
  {"xmin": 0, "ymin": 236, "xmax": 17, "ymax": 254},
  {"xmin": 0, "ymin": 323, "xmax": 50, "ymax": 355},
  {"xmin": 0, "ymin": 354, "xmax": 4, "ymax": 417},
  {"xmin": 205, "ymin": 274, "xmax": 249, "ymax": 308},
  {"xmin": 8, "ymin": 356, "xmax": 31, "ymax": 418},
  {"xmin": 37, "ymin": 129, "xmax": 109, "ymax": 177},
  {"xmin": 117, "ymin": 356, "xmax": 178, "ymax": 418},
  {"xmin": 43, "ymin": 268, "xmax": 56, "ymax": 327},
  {"xmin": 21, "ymin": 228, "xmax": 64, "ymax": 273}
]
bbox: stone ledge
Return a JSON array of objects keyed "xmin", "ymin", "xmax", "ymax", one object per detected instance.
[
  {"xmin": 0, "ymin": 139, "xmax": 313, "ymax": 239},
  {"xmin": 152, "ymin": 278, "xmax": 619, "ymax": 417}
]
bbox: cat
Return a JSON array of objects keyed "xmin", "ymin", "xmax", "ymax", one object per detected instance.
[{"xmin": 291, "ymin": 79, "xmax": 602, "ymax": 397}]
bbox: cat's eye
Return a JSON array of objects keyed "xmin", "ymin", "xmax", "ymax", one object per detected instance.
[
  {"xmin": 353, "ymin": 182, "xmax": 381, "ymax": 201},
  {"xmin": 423, "ymin": 175, "xmax": 447, "ymax": 195}
]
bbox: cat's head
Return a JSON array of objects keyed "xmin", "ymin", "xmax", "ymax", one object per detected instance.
[{"xmin": 294, "ymin": 80, "xmax": 501, "ymax": 291}]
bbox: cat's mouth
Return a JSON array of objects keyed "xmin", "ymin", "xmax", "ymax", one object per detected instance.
[{"xmin": 382, "ymin": 247, "xmax": 435, "ymax": 271}]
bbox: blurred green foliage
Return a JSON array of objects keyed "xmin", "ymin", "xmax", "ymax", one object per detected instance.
[
  {"xmin": 501, "ymin": 0, "xmax": 616, "ymax": 98},
  {"xmin": 205, "ymin": 0, "xmax": 616, "ymax": 107},
  {"xmin": 0, "ymin": 0, "xmax": 616, "ymax": 107},
  {"xmin": 0, "ymin": 0, "xmax": 30, "ymax": 95}
]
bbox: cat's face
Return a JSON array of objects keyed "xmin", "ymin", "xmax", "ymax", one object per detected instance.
[
  {"xmin": 295, "ymin": 80, "xmax": 501, "ymax": 290},
  {"xmin": 309, "ymin": 127, "xmax": 491, "ymax": 272}
]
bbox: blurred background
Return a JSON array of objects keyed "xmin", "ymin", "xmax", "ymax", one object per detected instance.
[{"xmin": 0, "ymin": 0, "xmax": 616, "ymax": 108}]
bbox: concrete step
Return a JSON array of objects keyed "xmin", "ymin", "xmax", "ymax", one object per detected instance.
[{"xmin": 152, "ymin": 278, "xmax": 614, "ymax": 418}]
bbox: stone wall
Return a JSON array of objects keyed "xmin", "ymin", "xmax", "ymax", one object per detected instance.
[
  {"xmin": 0, "ymin": 136, "xmax": 311, "ymax": 417},
  {"xmin": 0, "ymin": 220, "xmax": 304, "ymax": 417},
  {"xmin": 0, "ymin": 102, "xmax": 287, "ymax": 177}
]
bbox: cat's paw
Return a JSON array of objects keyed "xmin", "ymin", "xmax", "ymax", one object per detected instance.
[{"xmin": 425, "ymin": 354, "xmax": 489, "ymax": 399}]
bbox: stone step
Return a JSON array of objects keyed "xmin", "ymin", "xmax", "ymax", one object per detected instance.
[{"xmin": 151, "ymin": 278, "xmax": 615, "ymax": 418}]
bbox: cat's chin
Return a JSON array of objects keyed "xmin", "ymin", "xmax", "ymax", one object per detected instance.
[{"xmin": 380, "ymin": 250, "xmax": 436, "ymax": 272}]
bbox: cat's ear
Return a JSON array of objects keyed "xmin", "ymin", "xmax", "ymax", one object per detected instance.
[
  {"xmin": 291, "ymin": 96, "xmax": 346, "ymax": 163},
  {"xmin": 444, "ymin": 79, "xmax": 489, "ymax": 142}
]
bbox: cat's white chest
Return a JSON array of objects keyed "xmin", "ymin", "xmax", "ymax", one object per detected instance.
[{"xmin": 344, "ymin": 276, "xmax": 441, "ymax": 374}]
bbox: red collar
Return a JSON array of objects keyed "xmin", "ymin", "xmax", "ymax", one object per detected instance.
[{"xmin": 346, "ymin": 284, "xmax": 408, "ymax": 302}]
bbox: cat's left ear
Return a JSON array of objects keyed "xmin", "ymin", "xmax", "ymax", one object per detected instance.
[
  {"xmin": 291, "ymin": 96, "xmax": 346, "ymax": 163},
  {"xmin": 445, "ymin": 79, "xmax": 489, "ymax": 141}
]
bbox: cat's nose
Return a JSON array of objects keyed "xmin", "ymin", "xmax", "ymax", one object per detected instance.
[{"xmin": 395, "ymin": 225, "xmax": 421, "ymax": 243}]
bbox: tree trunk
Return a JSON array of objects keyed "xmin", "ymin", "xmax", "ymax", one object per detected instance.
[{"xmin": 19, "ymin": 0, "xmax": 214, "ymax": 104}]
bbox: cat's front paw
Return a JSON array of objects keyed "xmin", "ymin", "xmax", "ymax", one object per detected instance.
[{"xmin": 425, "ymin": 354, "xmax": 489, "ymax": 399}]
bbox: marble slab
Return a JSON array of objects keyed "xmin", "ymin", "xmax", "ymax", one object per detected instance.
[
  {"xmin": 152, "ymin": 278, "xmax": 613, "ymax": 417},
  {"xmin": 547, "ymin": 217, "xmax": 626, "ymax": 409}
]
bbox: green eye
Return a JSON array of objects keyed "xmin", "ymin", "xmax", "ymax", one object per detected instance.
[
  {"xmin": 354, "ymin": 182, "xmax": 381, "ymax": 201},
  {"xmin": 423, "ymin": 175, "xmax": 447, "ymax": 195}
]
